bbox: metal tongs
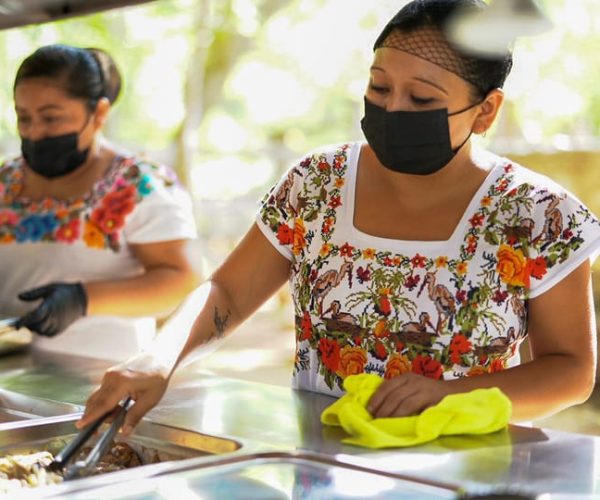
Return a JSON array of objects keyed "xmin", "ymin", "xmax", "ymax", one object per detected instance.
[{"xmin": 48, "ymin": 397, "xmax": 133, "ymax": 480}]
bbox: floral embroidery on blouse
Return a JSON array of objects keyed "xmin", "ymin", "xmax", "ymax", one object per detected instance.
[
  {"xmin": 259, "ymin": 143, "xmax": 600, "ymax": 393},
  {"xmin": 0, "ymin": 156, "xmax": 175, "ymax": 252}
]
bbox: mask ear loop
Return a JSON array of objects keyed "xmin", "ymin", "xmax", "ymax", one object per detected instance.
[{"xmin": 447, "ymin": 99, "xmax": 485, "ymax": 154}]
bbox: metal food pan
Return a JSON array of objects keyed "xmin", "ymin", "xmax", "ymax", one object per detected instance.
[
  {"xmin": 0, "ymin": 390, "xmax": 82, "ymax": 426},
  {"xmin": 0, "ymin": 318, "xmax": 32, "ymax": 356},
  {"xmin": 0, "ymin": 415, "xmax": 241, "ymax": 466}
]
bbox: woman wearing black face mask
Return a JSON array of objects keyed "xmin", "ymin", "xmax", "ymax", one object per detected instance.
[
  {"xmin": 0, "ymin": 44, "xmax": 198, "ymax": 361},
  {"xmin": 80, "ymin": 0, "xmax": 600, "ymax": 434}
]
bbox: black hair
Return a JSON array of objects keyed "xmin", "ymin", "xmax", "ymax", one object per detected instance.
[
  {"xmin": 374, "ymin": 0, "xmax": 513, "ymax": 99},
  {"xmin": 14, "ymin": 44, "xmax": 122, "ymax": 110}
]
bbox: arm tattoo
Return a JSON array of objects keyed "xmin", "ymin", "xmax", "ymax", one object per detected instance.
[
  {"xmin": 196, "ymin": 307, "xmax": 232, "ymax": 347},
  {"xmin": 213, "ymin": 307, "xmax": 231, "ymax": 339}
]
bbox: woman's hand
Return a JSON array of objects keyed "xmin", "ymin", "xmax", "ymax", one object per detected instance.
[
  {"xmin": 77, "ymin": 357, "xmax": 169, "ymax": 436},
  {"xmin": 16, "ymin": 282, "xmax": 87, "ymax": 337},
  {"xmin": 367, "ymin": 373, "xmax": 451, "ymax": 418}
]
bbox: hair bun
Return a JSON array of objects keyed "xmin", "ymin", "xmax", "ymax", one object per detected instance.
[{"xmin": 85, "ymin": 47, "xmax": 122, "ymax": 104}]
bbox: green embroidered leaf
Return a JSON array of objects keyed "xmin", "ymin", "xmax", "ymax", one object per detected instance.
[
  {"xmin": 304, "ymin": 208, "xmax": 319, "ymax": 222},
  {"xmin": 484, "ymin": 230, "xmax": 500, "ymax": 245}
]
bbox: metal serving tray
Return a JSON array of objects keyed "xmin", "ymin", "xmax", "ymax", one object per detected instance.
[
  {"xmin": 0, "ymin": 415, "xmax": 241, "ymax": 470},
  {"xmin": 0, "ymin": 390, "xmax": 81, "ymax": 425}
]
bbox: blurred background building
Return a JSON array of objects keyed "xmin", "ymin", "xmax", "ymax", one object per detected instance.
[{"xmin": 1, "ymin": 0, "xmax": 599, "ymax": 431}]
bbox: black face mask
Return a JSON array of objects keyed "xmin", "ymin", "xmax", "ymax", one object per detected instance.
[
  {"xmin": 360, "ymin": 97, "xmax": 480, "ymax": 176},
  {"xmin": 21, "ymin": 121, "xmax": 91, "ymax": 179}
]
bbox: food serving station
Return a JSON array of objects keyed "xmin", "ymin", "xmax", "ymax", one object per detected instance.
[{"xmin": 0, "ymin": 348, "xmax": 597, "ymax": 499}]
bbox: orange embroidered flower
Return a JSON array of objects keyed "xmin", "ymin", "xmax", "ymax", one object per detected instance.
[
  {"xmin": 292, "ymin": 218, "xmax": 306, "ymax": 256},
  {"xmin": 334, "ymin": 178, "xmax": 345, "ymax": 188},
  {"xmin": 497, "ymin": 244, "xmax": 529, "ymax": 288},
  {"xmin": 83, "ymin": 220, "xmax": 105, "ymax": 249},
  {"xmin": 337, "ymin": 346, "xmax": 367, "ymax": 378},
  {"xmin": 319, "ymin": 243, "xmax": 331, "ymax": 257},
  {"xmin": 373, "ymin": 319, "xmax": 390, "ymax": 338},
  {"xmin": 362, "ymin": 248, "xmax": 376, "ymax": 260},
  {"xmin": 456, "ymin": 261, "xmax": 468, "ymax": 275},
  {"xmin": 467, "ymin": 365, "xmax": 488, "ymax": 377},
  {"xmin": 0, "ymin": 233, "xmax": 15, "ymax": 244},
  {"xmin": 384, "ymin": 353, "xmax": 411, "ymax": 379},
  {"xmin": 55, "ymin": 209, "xmax": 69, "ymax": 220},
  {"xmin": 481, "ymin": 196, "xmax": 493, "ymax": 207},
  {"xmin": 435, "ymin": 256, "xmax": 448, "ymax": 268}
]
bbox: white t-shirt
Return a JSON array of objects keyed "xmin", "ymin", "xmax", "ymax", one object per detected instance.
[
  {"xmin": 0, "ymin": 155, "xmax": 196, "ymax": 361},
  {"xmin": 256, "ymin": 142, "xmax": 600, "ymax": 397}
]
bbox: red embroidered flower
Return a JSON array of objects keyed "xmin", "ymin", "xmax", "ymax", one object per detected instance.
[
  {"xmin": 562, "ymin": 229, "xmax": 573, "ymax": 239},
  {"xmin": 376, "ymin": 295, "xmax": 392, "ymax": 317},
  {"xmin": 528, "ymin": 256, "xmax": 547, "ymax": 280},
  {"xmin": 490, "ymin": 358, "xmax": 505, "ymax": 373},
  {"xmin": 469, "ymin": 213, "xmax": 485, "ymax": 227},
  {"xmin": 412, "ymin": 355, "xmax": 443, "ymax": 380},
  {"xmin": 300, "ymin": 311, "xmax": 312, "ymax": 341},
  {"xmin": 340, "ymin": 242, "xmax": 355, "ymax": 258},
  {"xmin": 504, "ymin": 164, "xmax": 514, "ymax": 173},
  {"xmin": 456, "ymin": 290, "xmax": 467, "ymax": 303},
  {"xmin": 328, "ymin": 196, "xmax": 342, "ymax": 209},
  {"xmin": 276, "ymin": 223, "xmax": 293, "ymax": 245},
  {"xmin": 319, "ymin": 338, "xmax": 340, "ymax": 372},
  {"xmin": 405, "ymin": 275, "xmax": 421, "ymax": 290},
  {"xmin": 0, "ymin": 210, "xmax": 18, "ymax": 225},
  {"xmin": 373, "ymin": 340, "xmax": 388, "ymax": 361},
  {"xmin": 492, "ymin": 290, "xmax": 509, "ymax": 305},
  {"xmin": 90, "ymin": 207, "xmax": 127, "ymax": 234},
  {"xmin": 449, "ymin": 334, "xmax": 472, "ymax": 364},
  {"xmin": 56, "ymin": 218, "xmax": 81, "ymax": 243},
  {"xmin": 103, "ymin": 185, "xmax": 136, "ymax": 215},
  {"xmin": 317, "ymin": 160, "xmax": 330, "ymax": 172},
  {"xmin": 411, "ymin": 254, "xmax": 427, "ymax": 268}
]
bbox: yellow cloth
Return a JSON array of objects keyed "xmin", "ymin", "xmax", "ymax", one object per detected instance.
[{"xmin": 321, "ymin": 374, "xmax": 512, "ymax": 448}]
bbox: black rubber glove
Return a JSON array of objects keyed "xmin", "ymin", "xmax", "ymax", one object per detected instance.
[{"xmin": 16, "ymin": 282, "xmax": 88, "ymax": 337}]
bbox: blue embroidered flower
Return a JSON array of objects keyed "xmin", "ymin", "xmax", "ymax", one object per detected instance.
[
  {"xmin": 137, "ymin": 174, "xmax": 154, "ymax": 196},
  {"xmin": 16, "ymin": 214, "xmax": 59, "ymax": 242}
]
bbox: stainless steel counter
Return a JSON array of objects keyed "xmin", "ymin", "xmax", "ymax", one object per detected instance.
[{"xmin": 0, "ymin": 349, "xmax": 598, "ymax": 498}]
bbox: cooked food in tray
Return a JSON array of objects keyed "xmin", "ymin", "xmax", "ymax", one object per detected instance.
[{"xmin": 0, "ymin": 441, "xmax": 144, "ymax": 493}]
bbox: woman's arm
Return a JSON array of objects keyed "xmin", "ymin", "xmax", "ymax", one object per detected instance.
[
  {"xmin": 77, "ymin": 224, "xmax": 291, "ymax": 433},
  {"xmin": 85, "ymin": 239, "xmax": 199, "ymax": 318},
  {"xmin": 368, "ymin": 259, "xmax": 597, "ymax": 422}
]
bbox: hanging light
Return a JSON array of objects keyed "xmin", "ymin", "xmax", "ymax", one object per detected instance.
[{"xmin": 446, "ymin": 0, "xmax": 554, "ymax": 56}]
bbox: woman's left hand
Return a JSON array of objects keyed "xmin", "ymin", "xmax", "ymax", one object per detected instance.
[{"xmin": 367, "ymin": 373, "xmax": 451, "ymax": 418}]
